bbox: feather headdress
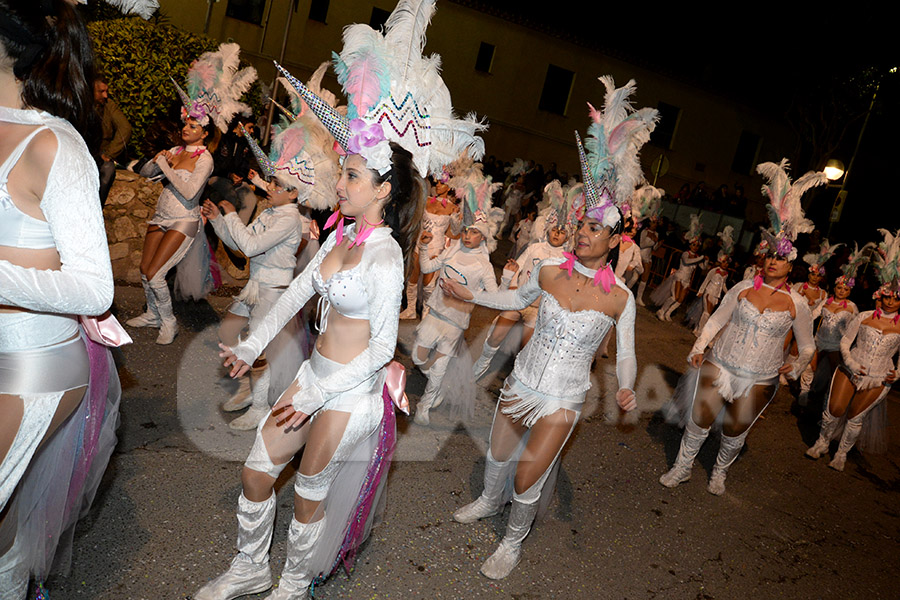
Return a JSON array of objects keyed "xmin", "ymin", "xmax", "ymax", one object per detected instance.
[
  {"xmin": 576, "ymin": 76, "xmax": 658, "ymax": 230},
  {"xmin": 716, "ymin": 225, "xmax": 735, "ymax": 261},
  {"xmin": 94, "ymin": 0, "xmax": 159, "ymax": 18},
  {"xmin": 802, "ymin": 239, "xmax": 843, "ymax": 275},
  {"xmin": 505, "ymin": 158, "xmax": 529, "ymax": 180},
  {"xmin": 686, "ymin": 214, "xmax": 702, "ymax": 244},
  {"xmin": 172, "ymin": 43, "xmax": 257, "ymax": 132},
  {"xmin": 275, "ymin": 0, "xmax": 485, "ymax": 177},
  {"xmin": 756, "ymin": 159, "xmax": 826, "ymax": 261},
  {"xmin": 873, "ymin": 229, "xmax": 900, "ymax": 297},
  {"xmin": 455, "ymin": 172, "xmax": 503, "ymax": 253},
  {"xmin": 241, "ymin": 64, "xmax": 341, "ymax": 211},
  {"xmin": 837, "ymin": 242, "xmax": 873, "ymax": 288},
  {"xmin": 535, "ymin": 180, "xmax": 579, "ymax": 241},
  {"xmin": 630, "ymin": 184, "xmax": 663, "ymax": 226}
]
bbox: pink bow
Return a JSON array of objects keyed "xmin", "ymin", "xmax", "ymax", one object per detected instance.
[
  {"xmin": 350, "ymin": 223, "xmax": 373, "ymax": 248},
  {"xmin": 384, "ymin": 361, "xmax": 409, "ymax": 415},
  {"xmin": 79, "ymin": 311, "xmax": 133, "ymax": 347},
  {"xmin": 594, "ymin": 263, "xmax": 615, "ymax": 293},
  {"xmin": 559, "ymin": 252, "xmax": 577, "ymax": 277},
  {"xmin": 875, "ymin": 308, "xmax": 900, "ymax": 324},
  {"xmin": 325, "ymin": 208, "xmax": 345, "ymax": 245},
  {"xmin": 621, "ymin": 234, "xmax": 634, "ymax": 244},
  {"xmin": 753, "ymin": 274, "xmax": 763, "ymax": 290}
]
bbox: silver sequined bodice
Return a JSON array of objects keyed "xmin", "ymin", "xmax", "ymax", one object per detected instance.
[
  {"xmin": 512, "ymin": 291, "xmax": 614, "ymax": 394},
  {"xmin": 712, "ymin": 298, "xmax": 793, "ymax": 377},
  {"xmin": 816, "ymin": 307, "xmax": 855, "ymax": 352},
  {"xmin": 850, "ymin": 325, "xmax": 900, "ymax": 379}
]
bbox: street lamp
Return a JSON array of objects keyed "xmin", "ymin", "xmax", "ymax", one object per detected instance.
[{"xmin": 824, "ymin": 158, "xmax": 845, "ymax": 181}]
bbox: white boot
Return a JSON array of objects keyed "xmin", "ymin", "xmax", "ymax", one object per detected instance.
[
  {"xmin": 0, "ymin": 536, "xmax": 29, "ymax": 600},
  {"xmin": 829, "ymin": 414, "xmax": 863, "ymax": 472},
  {"xmin": 655, "ymin": 298, "xmax": 673, "ymax": 320},
  {"xmin": 636, "ymin": 281, "xmax": 647, "ymax": 306},
  {"xmin": 660, "ymin": 420, "xmax": 709, "ymax": 487},
  {"xmin": 229, "ymin": 367, "xmax": 271, "ymax": 431},
  {"xmin": 194, "ymin": 492, "xmax": 276, "ymax": 600},
  {"xmin": 453, "ymin": 449, "xmax": 515, "ymax": 523},
  {"xmin": 479, "ymin": 499, "xmax": 538, "ymax": 580},
  {"xmin": 708, "ymin": 430, "xmax": 748, "ymax": 495},
  {"xmin": 806, "ymin": 407, "xmax": 839, "ymax": 459},
  {"xmin": 472, "ymin": 337, "xmax": 500, "ymax": 381},
  {"xmin": 399, "ymin": 280, "xmax": 418, "ymax": 319},
  {"xmin": 415, "ymin": 355, "xmax": 451, "ymax": 426},
  {"xmin": 126, "ymin": 275, "xmax": 160, "ymax": 328},
  {"xmin": 150, "ymin": 280, "xmax": 178, "ymax": 345},
  {"xmin": 222, "ymin": 375, "xmax": 252, "ymax": 412},
  {"xmin": 663, "ymin": 301, "xmax": 681, "ymax": 322},
  {"xmin": 267, "ymin": 516, "xmax": 326, "ymax": 599}
]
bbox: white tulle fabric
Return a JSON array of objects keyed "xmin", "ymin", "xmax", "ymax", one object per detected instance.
[
  {"xmin": 232, "ymin": 223, "xmax": 402, "ymax": 413},
  {"xmin": 690, "ymin": 280, "xmax": 814, "ymax": 399},
  {"xmin": 471, "ymin": 257, "xmax": 637, "ymax": 396},
  {"xmin": 816, "ymin": 303, "xmax": 858, "ymax": 352},
  {"xmin": 840, "ymin": 312, "xmax": 900, "ymax": 391},
  {"xmin": 0, "ymin": 108, "xmax": 113, "ymax": 315}
]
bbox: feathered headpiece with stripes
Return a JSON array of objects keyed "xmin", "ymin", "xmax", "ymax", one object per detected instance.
[
  {"xmin": 717, "ymin": 225, "xmax": 734, "ymax": 261},
  {"xmin": 873, "ymin": 229, "xmax": 900, "ymax": 297},
  {"xmin": 837, "ymin": 242, "xmax": 873, "ymax": 288},
  {"xmin": 275, "ymin": 0, "xmax": 485, "ymax": 177},
  {"xmin": 802, "ymin": 239, "xmax": 843, "ymax": 275},
  {"xmin": 757, "ymin": 159, "xmax": 826, "ymax": 261}
]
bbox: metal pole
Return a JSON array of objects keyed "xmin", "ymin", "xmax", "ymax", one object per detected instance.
[
  {"xmin": 262, "ymin": 1, "xmax": 294, "ymax": 143},
  {"xmin": 203, "ymin": 0, "xmax": 215, "ymax": 34}
]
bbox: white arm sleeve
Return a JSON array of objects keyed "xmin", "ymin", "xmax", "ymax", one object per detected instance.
[
  {"xmin": 156, "ymin": 151, "xmax": 213, "ymax": 200},
  {"xmin": 840, "ymin": 312, "xmax": 864, "ymax": 375},
  {"xmin": 471, "ymin": 259, "xmax": 546, "ymax": 310},
  {"xmin": 615, "ymin": 292, "xmax": 637, "ymax": 392},
  {"xmin": 480, "ymin": 259, "xmax": 500, "ymax": 293},
  {"xmin": 218, "ymin": 211, "xmax": 298, "ymax": 257},
  {"xmin": 790, "ymin": 296, "xmax": 816, "ymax": 378},
  {"xmin": 0, "ymin": 128, "xmax": 113, "ymax": 315},
  {"xmin": 231, "ymin": 233, "xmax": 336, "ymax": 365},
  {"xmin": 697, "ymin": 269, "xmax": 714, "ymax": 295},
  {"xmin": 689, "ymin": 280, "xmax": 749, "ymax": 359},
  {"xmin": 209, "ymin": 214, "xmax": 238, "ymax": 250},
  {"xmin": 139, "ymin": 160, "xmax": 162, "ymax": 178},
  {"xmin": 419, "ymin": 242, "xmax": 447, "ymax": 274}
]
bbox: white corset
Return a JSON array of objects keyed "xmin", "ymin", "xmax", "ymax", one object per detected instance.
[
  {"xmin": 816, "ymin": 307, "xmax": 855, "ymax": 351},
  {"xmin": 850, "ymin": 325, "xmax": 900, "ymax": 380},
  {"xmin": 712, "ymin": 298, "xmax": 793, "ymax": 377},
  {"xmin": 422, "ymin": 212, "xmax": 452, "ymax": 248},
  {"xmin": 512, "ymin": 292, "xmax": 614, "ymax": 395}
]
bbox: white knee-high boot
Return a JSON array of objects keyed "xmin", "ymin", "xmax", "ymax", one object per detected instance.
[
  {"xmin": 806, "ymin": 406, "xmax": 839, "ymax": 459},
  {"xmin": 267, "ymin": 516, "xmax": 326, "ymax": 600},
  {"xmin": 194, "ymin": 492, "xmax": 276, "ymax": 600},
  {"xmin": 479, "ymin": 498, "xmax": 539, "ymax": 580},
  {"xmin": 708, "ymin": 430, "xmax": 749, "ymax": 495},
  {"xmin": 126, "ymin": 274, "xmax": 161, "ymax": 328},
  {"xmin": 399, "ymin": 280, "xmax": 418, "ymax": 319},
  {"xmin": 663, "ymin": 300, "xmax": 681, "ymax": 321},
  {"xmin": 829, "ymin": 414, "xmax": 864, "ymax": 472},
  {"xmin": 415, "ymin": 354, "xmax": 451, "ymax": 426},
  {"xmin": 472, "ymin": 339, "xmax": 501, "ymax": 381},
  {"xmin": 636, "ymin": 280, "xmax": 648, "ymax": 306},
  {"xmin": 453, "ymin": 448, "xmax": 516, "ymax": 523},
  {"xmin": 655, "ymin": 297, "xmax": 674, "ymax": 320},
  {"xmin": 149, "ymin": 279, "xmax": 178, "ymax": 345},
  {"xmin": 229, "ymin": 367, "xmax": 271, "ymax": 430},
  {"xmin": 660, "ymin": 420, "xmax": 710, "ymax": 487},
  {"xmin": 223, "ymin": 375, "xmax": 252, "ymax": 412}
]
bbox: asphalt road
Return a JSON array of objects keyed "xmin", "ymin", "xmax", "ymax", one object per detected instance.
[{"xmin": 43, "ymin": 282, "xmax": 900, "ymax": 600}]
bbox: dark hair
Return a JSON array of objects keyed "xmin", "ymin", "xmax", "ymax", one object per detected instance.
[
  {"xmin": 374, "ymin": 143, "xmax": 426, "ymax": 278},
  {"xmin": 0, "ymin": 0, "xmax": 100, "ymax": 154},
  {"xmin": 201, "ymin": 120, "xmax": 221, "ymax": 154},
  {"xmin": 607, "ymin": 208, "xmax": 625, "ymax": 271}
]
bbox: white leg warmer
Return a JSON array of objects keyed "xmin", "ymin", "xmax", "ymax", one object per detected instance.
[
  {"xmin": 415, "ymin": 355, "xmax": 451, "ymax": 425},
  {"xmin": 267, "ymin": 516, "xmax": 326, "ymax": 599},
  {"xmin": 708, "ymin": 430, "xmax": 749, "ymax": 495},
  {"xmin": 660, "ymin": 419, "xmax": 710, "ymax": 488}
]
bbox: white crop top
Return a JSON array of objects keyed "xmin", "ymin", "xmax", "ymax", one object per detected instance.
[
  {"xmin": 312, "ymin": 260, "xmax": 370, "ymax": 331},
  {"xmin": 0, "ymin": 126, "xmax": 55, "ymax": 250}
]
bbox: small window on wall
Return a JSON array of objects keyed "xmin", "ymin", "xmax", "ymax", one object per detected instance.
[
  {"xmin": 225, "ymin": 0, "xmax": 266, "ymax": 25},
  {"xmin": 732, "ymin": 131, "xmax": 762, "ymax": 175},
  {"xmin": 475, "ymin": 42, "xmax": 495, "ymax": 73},
  {"xmin": 370, "ymin": 7, "xmax": 390, "ymax": 30},
  {"xmin": 651, "ymin": 101, "xmax": 681, "ymax": 150},
  {"xmin": 308, "ymin": 0, "xmax": 328, "ymax": 21},
  {"xmin": 538, "ymin": 64, "xmax": 575, "ymax": 116}
]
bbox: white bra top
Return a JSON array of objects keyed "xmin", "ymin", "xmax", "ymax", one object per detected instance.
[
  {"xmin": 312, "ymin": 261, "xmax": 370, "ymax": 332},
  {"xmin": 0, "ymin": 126, "xmax": 55, "ymax": 250}
]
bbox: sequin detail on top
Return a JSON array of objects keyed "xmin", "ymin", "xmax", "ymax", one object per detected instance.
[
  {"xmin": 816, "ymin": 307, "xmax": 856, "ymax": 352},
  {"xmin": 312, "ymin": 261, "xmax": 369, "ymax": 332},
  {"xmin": 711, "ymin": 298, "xmax": 793, "ymax": 378},
  {"xmin": 849, "ymin": 324, "xmax": 900, "ymax": 389},
  {"xmin": 511, "ymin": 291, "xmax": 615, "ymax": 395}
]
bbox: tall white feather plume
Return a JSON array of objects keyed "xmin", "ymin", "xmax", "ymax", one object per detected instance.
[{"xmin": 102, "ymin": 0, "xmax": 158, "ymax": 19}]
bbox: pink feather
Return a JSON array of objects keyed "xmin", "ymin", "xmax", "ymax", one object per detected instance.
[
  {"xmin": 607, "ymin": 119, "xmax": 643, "ymax": 155},
  {"xmin": 345, "ymin": 54, "xmax": 388, "ymax": 119},
  {"xmin": 587, "ymin": 102, "xmax": 602, "ymax": 124},
  {"xmin": 276, "ymin": 128, "xmax": 307, "ymax": 167}
]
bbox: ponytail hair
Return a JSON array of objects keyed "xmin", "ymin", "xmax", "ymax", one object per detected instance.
[
  {"xmin": 0, "ymin": 0, "xmax": 100, "ymax": 153},
  {"xmin": 374, "ymin": 143, "xmax": 426, "ymax": 279}
]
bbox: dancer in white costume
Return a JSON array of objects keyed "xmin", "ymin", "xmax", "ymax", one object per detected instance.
[
  {"xmin": 654, "ymin": 214, "xmax": 706, "ymax": 321},
  {"xmin": 193, "ymin": 2, "xmax": 485, "ymax": 598},
  {"xmin": 472, "ymin": 179, "xmax": 578, "ymax": 381},
  {"xmin": 412, "ymin": 170, "xmax": 501, "ymax": 425},
  {"xmin": 207, "ymin": 68, "xmax": 340, "ymax": 430},
  {"xmin": 660, "ymin": 159, "xmax": 822, "ymax": 495},
  {"xmin": 446, "ymin": 75, "xmax": 652, "ymax": 580},
  {"xmin": 634, "ymin": 184, "xmax": 663, "ymax": 306},
  {"xmin": 742, "ymin": 240, "xmax": 767, "ymax": 281},
  {"xmin": 688, "ymin": 226, "xmax": 734, "ymax": 335},
  {"xmin": 127, "ymin": 43, "xmax": 257, "ymax": 344},
  {"xmin": 806, "ymin": 231, "xmax": 899, "ymax": 470},
  {"xmin": 0, "ymin": 1, "xmax": 139, "ymax": 596}
]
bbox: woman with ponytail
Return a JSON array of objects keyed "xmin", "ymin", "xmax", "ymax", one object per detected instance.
[
  {"xmin": 0, "ymin": 1, "xmax": 122, "ymax": 597},
  {"xmin": 194, "ymin": 2, "xmax": 484, "ymax": 598}
]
